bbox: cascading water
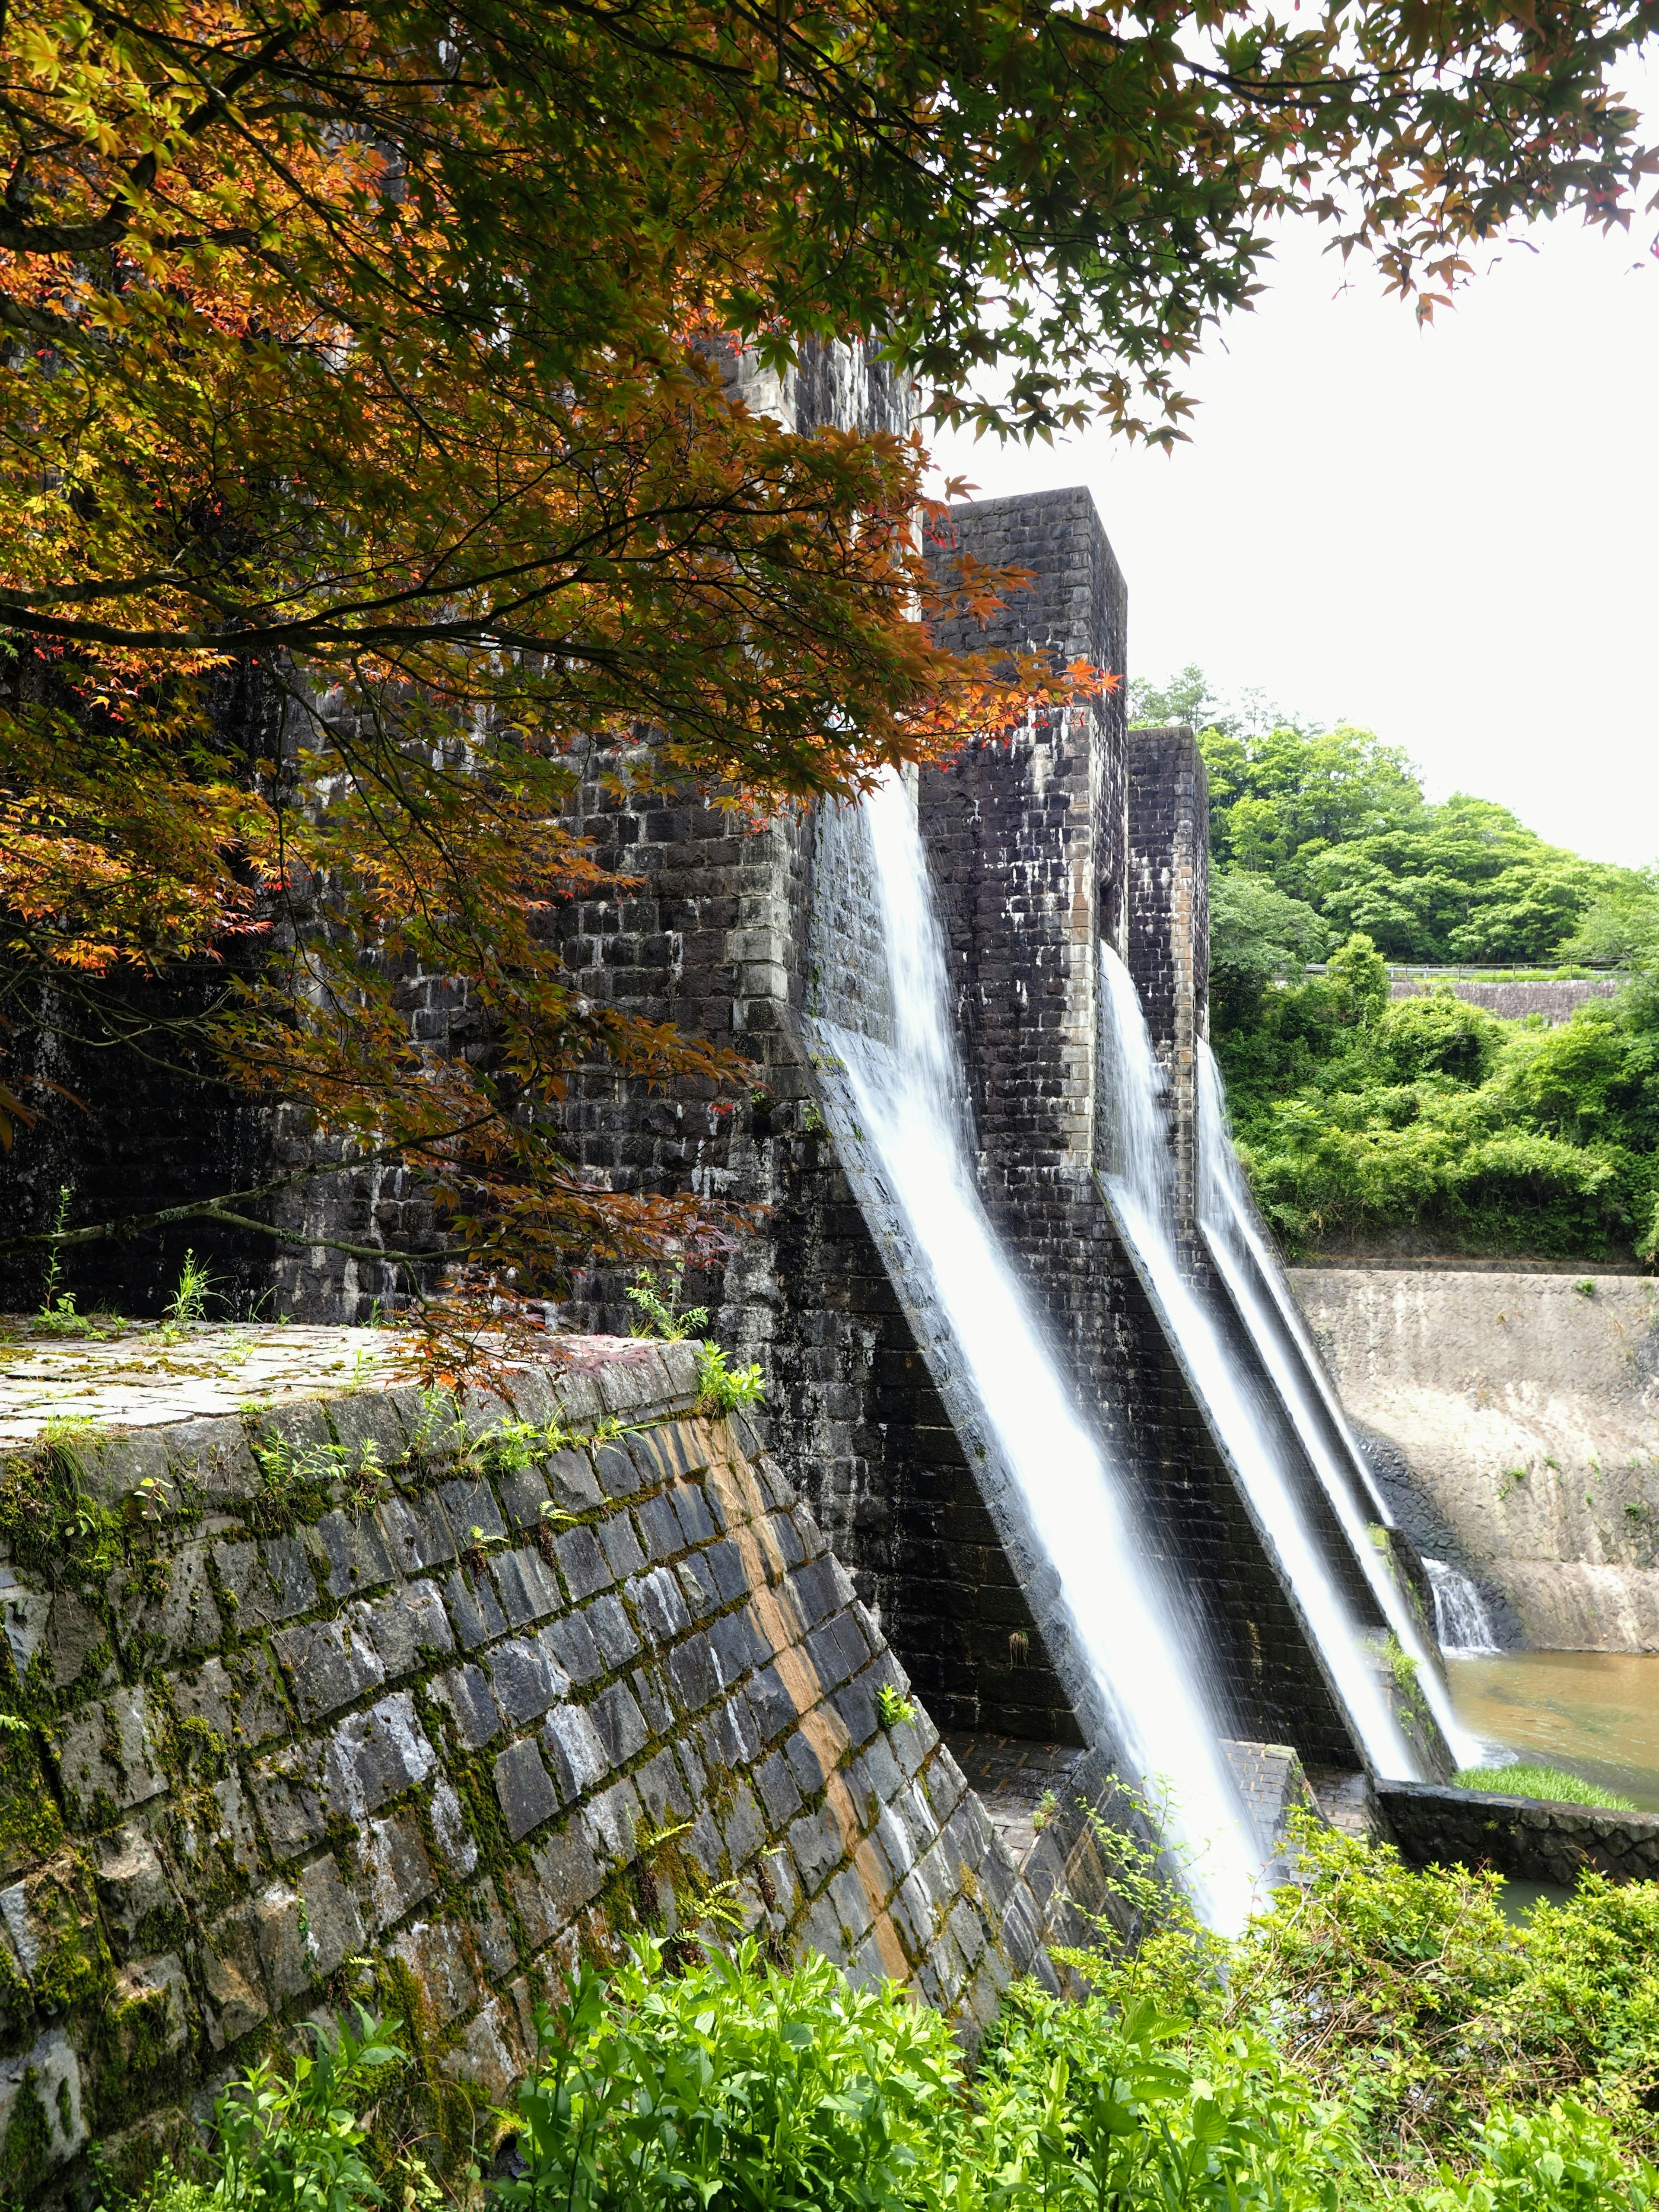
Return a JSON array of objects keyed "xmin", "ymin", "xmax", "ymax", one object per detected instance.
[
  {"xmin": 1099, "ymin": 946, "xmax": 1423, "ymax": 1780},
  {"xmin": 1424, "ymin": 1559, "xmax": 1500, "ymax": 1658},
  {"xmin": 1194, "ymin": 1046, "xmax": 1481, "ymax": 1767},
  {"xmin": 820, "ymin": 776, "xmax": 1261, "ymax": 1934}
]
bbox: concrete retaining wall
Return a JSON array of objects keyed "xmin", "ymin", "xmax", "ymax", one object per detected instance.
[{"xmin": 1290, "ymin": 1268, "xmax": 1659, "ymax": 1650}]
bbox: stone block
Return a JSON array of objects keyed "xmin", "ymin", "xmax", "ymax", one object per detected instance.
[
  {"xmin": 251, "ymin": 1749, "xmax": 327, "ymax": 1860},
  {"xmin": 444, "ymin": 1567, "xmax": 509, "ymax": 1651},
  {"xmin": 704, "ymin": 1540, "xmax": 749, "ymax": 1606},
  {"xmin": 583, "ymin": 1593, "xmax": 642, "ymax": 1670},
  {"xmin": 633, "ymin": 1494, "xmax": 682, "ymax": 1564},
  {"xmin": 391, "ymin": 1917, "xmax": 482, "ymax": 2026},
  {"xmin": 200, "ymin": 1906, "xmax": 268, "ymax": 2045},
  {"xmin": 528, "ymin": 1824, "xmax": 605, "ymax": 1923},
  {"xmin": 348, "ymin": 1580, "xmax": 453, "ymax": 1675},
  {"xmin": 494, "ymin": 1739, "xmax": 560, "ymax": 1841},
  {"xmin": 429, "ymin": 1781, "xmax": 480, "ymax": 1879},
  {"xmin": 356, "ymin": 1809, "xmax": 437, "ymax": 1930},
  {"xmin": 273, "ymin": 1618, "xmax": 386, "ymax": 1722},
  {"xmin": 432, "ymin": 1662, "xmax": 504, "ymax": 1750},
  {"xmin": 252, "ymin": 1881, "xmax": 309, "ymax": 2002},
  {"xmin": 589, "ymin": 1682, "xmax": 650, "ymax": 1767},
  {"xmin": 314, "ymin": 1509, "xmax": 397, "ymax": 1600},
  {"xmin": 745, "ymin": 1665, "xmax": 798, "ymax": 1743},
  {"xmin": 540, "ymin": 1705, "xmax": 610, "ymax": 1802},
  {"xmin": 492, "ymin": 1546, "xmax": 563, "ymax": 1627},
  {"xmin": 379, "ymin": 1491, "xmax": 458, "ymax": 1575},
  {"xmin": 632, "ymin": 1747, "xmax": 693, "ymax": 1826},
  {"xmin": 593, "ymin": 1443, "xmax": 642, "ymax": 1502},
  {"xmin": 494, "ymin": 1465, "xmax": 553, "ymax": 1531},
  {"xmin": 597, "ymin": 1514, "xmax": 646, "ymax": 1583},
  {"xmin": 323, "ymin": 1693, "xmax": 436, "ymax": 1821},
  {"xmin": 111, "ymin": 1545, "xmax": 222, "ymax": 1667},
  {"xmin": 581, "ymin": 1779, "xmax": 642, "ymax": 1871},
  {"xmin": 667, "ymin": 1634, "xmax": 718, "ymax": 1716},
  {"xmin": 58, "ymin": 1686, "xmax": 167, "ymax": 1821},
  {"xmin": 539, "ymin": 1611, "xmax": 604, "ymax": 1687},
  {"xmin": 212, "ymin": 1538, "xmax": 315, "ymax": 1631},
  {"xmin": 674, "ymin": 1554, "xmax": 721, "ymax": 1622},
  {"xmin": 491, "ymin": 1638, "xmax": 568, "ymax": 1727},
  {"xmin": 553, "ymin": 1527, "xmax": 612, "ymax": 1604},
  {"xmin": 94, "ymin": 1825, "xmax": 183, "ymax": 1959},
  {"xmin": 439, "ymin": 1478, "xmax": 507, "ymax": 1548},
  {"xmin": 467, "ymin": 1876, "xmax": 518, "ymax": 1979},
  {"xmin": 788, "ymin": 1807, "xmax": 843, "ymax": 1894},
  {"xmin": 545, "ymin": 1450, "xmax": 604, "ymax": 1513},
  {"xmin": 629, "ymin": 1567, "xmax": 691, "ymax": 1647},
  {"xmin": 753, "ymin": 1748, "xmax": 802, "ymax": 1829}
]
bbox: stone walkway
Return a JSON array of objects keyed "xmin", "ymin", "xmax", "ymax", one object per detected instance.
[{"xmin": 0, "ymin": 1321, "xmax": 415, "ymax": 1446}]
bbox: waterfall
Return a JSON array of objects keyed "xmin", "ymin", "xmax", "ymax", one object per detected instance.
[
  {"xmin": 1194, "ymin": 1047, "xmax": 1481, "ymax": 1766},
  {"xmin": 820, "ymin": 776, "xmax": 1262, "ymax": 1935},
  {"xmin": 1099, "ymin": 947, "xmax": 1424, "ymax": 1780},
  {"xmin": 1424, "ymin": 1559, "xmax": 1500, "ymax": 1657}
]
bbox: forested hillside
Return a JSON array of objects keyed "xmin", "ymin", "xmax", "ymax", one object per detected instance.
[{"xmin": 1128, "ymin": 669, "xmax": 1659, "ymax": 1260}]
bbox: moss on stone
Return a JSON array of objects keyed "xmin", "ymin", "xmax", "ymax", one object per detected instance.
[{"xmin": 0, "ymin": 2072, "xmax": 52, "ymax": 2195}]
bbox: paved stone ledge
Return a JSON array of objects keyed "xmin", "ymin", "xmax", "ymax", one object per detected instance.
[{"xmin": 0, "ymin": 1335, "xmax": 1054, "ymax": 2202}]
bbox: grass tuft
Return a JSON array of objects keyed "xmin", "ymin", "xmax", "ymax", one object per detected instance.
[{"xmin": 1454, "ymin": 1762, "xmax": 1639, "ymax": 1810}]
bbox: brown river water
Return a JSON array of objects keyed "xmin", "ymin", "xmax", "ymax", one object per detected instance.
[{"xmin": 1445, "ymin": 1650, "xmax": 1659, "ymax": 1812}]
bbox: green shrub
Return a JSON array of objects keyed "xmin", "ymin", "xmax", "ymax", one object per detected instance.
[
  {"xmin": 1455, "ymin": 1765, "xmax": 1638, "ymax": 1811},
  {"xmin": 144, "ymin": 2011, "xmax": 405, "ymax": 2212},
  {"xmin": 498, "ymin": 1940, "xmax": 963, "ymax": 2212}
]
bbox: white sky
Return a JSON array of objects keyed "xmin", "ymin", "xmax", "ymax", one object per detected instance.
[{"xmin": 929, "ymin": 49, "xmax": 1659, "ymax": 870}]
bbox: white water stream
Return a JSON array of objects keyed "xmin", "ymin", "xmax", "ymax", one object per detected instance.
[
  {"xmin": 822, "ymin": 778, "xmax": 1261, "ymax": 1933},
  {"xmin": 1424, "ymin": 1560, "xmax": 1501, "ymax": 1657},
  {"xmin": 1193, "ymin": 1045, "xmax": 1481, "ymax": 1767},
  {"xmin": 1100, "ymin": 947, "xmax": 1427, "ymax": 1780}
]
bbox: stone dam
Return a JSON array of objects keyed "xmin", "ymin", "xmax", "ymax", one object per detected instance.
[{"xmin": 3, "ymin": 461, "xmax": 1658, "ymax": 2199}]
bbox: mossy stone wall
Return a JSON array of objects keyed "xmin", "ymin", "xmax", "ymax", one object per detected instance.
[{"xmin": 0, "ymin": 1335, "xmax": 1052, "ymax": 2203}]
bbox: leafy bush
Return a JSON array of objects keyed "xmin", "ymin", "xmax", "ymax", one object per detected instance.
[
  {"xmin": 1217, "ymin": 947, "xmax": 1659, "ymax": 1259},
  {"xmin": 144, "ymin": 2011, "xmax": 406, "ymax": 2212},
  {"xmin": 498, "ymin": 1942, "xmax": 962, "ymax": 2212},
  {"xmin": 1455, "ymin": 1765, "xmax": 1639, "ymax": 1810}
]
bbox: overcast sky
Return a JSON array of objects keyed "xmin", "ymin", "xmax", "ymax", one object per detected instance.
[{"xmin": 929, "ymin": 50, "xmax": 1659, "ymax": 870}]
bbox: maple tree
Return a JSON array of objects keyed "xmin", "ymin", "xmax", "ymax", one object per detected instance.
[{"xmin": 0, "ymin": 0, "xmax": 1652, "ymax": 1314}]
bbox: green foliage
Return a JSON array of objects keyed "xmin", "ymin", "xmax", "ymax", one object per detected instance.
[
  {"xmin": 1454, "ymin": 1766, "xmax": 1638, "ymax": 1810},
  {"xmin": 1304, "ymin": 796, "xmax": 1641, "ymax": 967},
  {"xmin": 625, "ymin": 1267, "xmax": 709, "ymax": 1344},
  {"xmin": 695, "ymin": 1347, "xmax": 766, "ymax": 1416},
  {"xmin": 499, "ymin": 1942, "xmax": 963, "ymax": 2212},
  {"xmin": 145, "ymin": 2010, "xmax": 406, "ymax": 2212},
  {"xmin": 1210, "ymin": 873, "xmax": 1331, "ymax": 1029},
  {"xmin": 1197, "ymin": 1823, "xmax": 1659, "ymax": 2177},
  {"xmin": 1201, "ymin": 722, "xmax": 1428, "ymax": 905},
  {"xmin": 164, "ymin": 1251, "xmax": 217, "ymax": 1331},
  {"xmin": 875, "ymin": 1683, "xmax": 918, "ymax": 1730},
  {"xmin": 1184, "ymin": 707, "xmax": 1637, "ymax": 965},
  {"xmin": 1216, "ymin": 948, "xmax": 1659, "ymax": 1259}
]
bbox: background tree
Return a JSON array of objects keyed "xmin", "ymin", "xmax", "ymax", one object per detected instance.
[{"xmin": 3, "ymin": 0, "xmax": 1656, "ymax": 1316}]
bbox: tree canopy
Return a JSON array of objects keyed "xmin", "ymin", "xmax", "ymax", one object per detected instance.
[{"xmin": 3, "ymin": 0, "xmax": 1656, "ymax": 1315}]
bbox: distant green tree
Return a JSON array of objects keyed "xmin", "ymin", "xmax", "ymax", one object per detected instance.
[
  {"xmin": 1307, "ymin": 795, "xmax": 1641, "ymax": 963},
  {"xmin": 1209, "ymin": 871, "xmax": 1331, "ymax": 1027},
  {"xmin": 1128, "ymin": 664, "xmax": 1230, "ymax": 731},
  {"xmin": 1198, "ymin": 725, "xmax": 1425, "ymax": 900}
]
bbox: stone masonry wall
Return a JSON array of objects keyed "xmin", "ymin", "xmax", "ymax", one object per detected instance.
[
  {"xmin": 1127, "ymin": 725, "xmax": 1209, "ymax": 1250},
  {"xmin": 0, "ymin": 1333, "xmax": 1051, "ymax": 2204}
]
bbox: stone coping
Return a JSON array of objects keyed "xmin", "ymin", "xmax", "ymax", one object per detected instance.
[{"xmin": 0, "ymin": 1322, "xmax": 681, "ymax": 1454}]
